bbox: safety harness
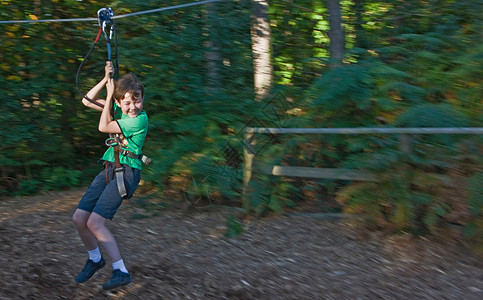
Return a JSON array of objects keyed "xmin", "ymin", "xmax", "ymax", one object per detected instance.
[
  {"xmin": 105, "ymin": 133, "xmax": 151, "ymax": 198},
  {"xmin": 76, "ymin": 8, "xmax": 151, "ymax": 198}
]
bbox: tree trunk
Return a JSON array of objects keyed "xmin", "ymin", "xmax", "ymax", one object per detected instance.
[
  {"xmin": 326, "ymin": 0, "xmax": 345, "ymax": 66},
  {"xmin": 251, "ymin": 0, "xmax": 272, "ymax": 101}
]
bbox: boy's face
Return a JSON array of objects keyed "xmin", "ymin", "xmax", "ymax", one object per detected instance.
[{"xmin": 117, "ymin": 92, "xmax": 144, "ymax": 118}]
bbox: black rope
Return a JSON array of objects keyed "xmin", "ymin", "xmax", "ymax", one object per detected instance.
[
  {"xmin": 75, "ymin": 28, "xmax": 104, "ymax": 108},
  {"xmin": 113, "ymin": 25, "xmax": 119, "ymax": 80}
]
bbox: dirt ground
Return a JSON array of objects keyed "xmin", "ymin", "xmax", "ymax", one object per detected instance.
[{"xmin": 0, "ymin": 189, "xmax": 482, "ymax": 300}]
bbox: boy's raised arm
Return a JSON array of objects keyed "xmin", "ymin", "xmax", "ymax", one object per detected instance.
[
  {"xmin": 98, "ymin": 77, "xmax": 122, "ymax": 134},
  {"xmin": 81, "ymin": 62, "xmax": 114, "ymax": 111}
]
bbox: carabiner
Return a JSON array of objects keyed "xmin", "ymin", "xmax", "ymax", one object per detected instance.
[{"xmin": 105, "ymin": 137, "xmax": 118, "ymax": 147}]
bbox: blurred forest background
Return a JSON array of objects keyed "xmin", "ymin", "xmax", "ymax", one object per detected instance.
[{"xmin": 0, "ymin": 0, "xmax": 482, "ymax": 243}]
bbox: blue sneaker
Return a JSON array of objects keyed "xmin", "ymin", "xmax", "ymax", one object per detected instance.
[
  {"xmin": 75, "ymin": 257, "xmax": 106, "ymax": 283},
  {"xmin": 102, "ymin": 269, "xmax": 133, "ymax": 290}
]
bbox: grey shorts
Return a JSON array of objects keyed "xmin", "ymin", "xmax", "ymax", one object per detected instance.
[{"xmin": 77, "ymin": 162, "xmax": 141, "ymax": 220}]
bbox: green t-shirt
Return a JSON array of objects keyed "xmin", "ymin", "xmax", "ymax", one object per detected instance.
[{"xmin": 102, "ymin": 104, "xmax": 148, "ymax": 170}]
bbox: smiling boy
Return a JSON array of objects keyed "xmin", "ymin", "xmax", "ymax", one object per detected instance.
[{"xmin": 72, "ymin": 61, "xmax": 148, "ymax": 290}]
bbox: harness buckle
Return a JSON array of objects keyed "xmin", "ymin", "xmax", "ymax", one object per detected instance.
[{"xmin": 141, "ymin": 155, "xmax": 152, "ymax": 165}]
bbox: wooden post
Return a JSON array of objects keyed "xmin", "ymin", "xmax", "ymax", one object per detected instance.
[{"xmin": 242, "ymin": 131, "xmax": 255, "ymax": 202}]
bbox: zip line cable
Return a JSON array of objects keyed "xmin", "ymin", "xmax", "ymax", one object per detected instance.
[
  {"xmin": 112, "ymin": 0, "xmax": 223, "ymax": 20},
  {"xmin": 0, "ymin": 0, "xmax": 223, "ymax": 24},
  {"xmin": 0, "ymin": 17, "xmax": 97, "ymax": 24}
]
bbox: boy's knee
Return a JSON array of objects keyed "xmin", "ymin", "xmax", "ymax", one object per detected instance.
[
  {"xmin": 86, "ymin": 215, "xmax": 104, "ymax": 232},
  {"xmin": 72, "ymin": 209, "xmax": 89, "ymax": 228}
]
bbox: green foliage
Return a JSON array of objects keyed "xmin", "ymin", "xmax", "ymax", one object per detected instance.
[
  {"xmin": 338, "ymin": 146, "xmax": 457, "ymax": 234},
  {"xmin": 243, "ymin": 176, "xmax": 273, "ymax": 216},
  {"xmin": 40, "ymin": 167, "xmax": 83, "ymax": 190},
  {"xmin": 336, "ymin": 130, "xmax": 483, "ymax": 235},
  {"xmin": 395, "ymin": 103, "xmax": 470, "ymax": 128},
  {"xmin": 464, "ymin": 171, "xmax": 483, "ymax": 253},
  {"xmin": 0, "ymin": 0, "xmax": 481, "ymax": 247},
  {"xmin": 224, "ymin": 214, "xmax": 244, "ymax": 238},
  {"xmin": 244, "ymin": 173, "xmax": 298, "ymax": 216},
  {"xmin": 468, "ymin": 172, "xmax": 483, "ymax": 216},
  {"xmin": 16, "ymin": 179, "xmax": 42, "ymax": 196},
  {"xmin": 271, "ymin": 0, "xmax": 483, "ymax": 237}
]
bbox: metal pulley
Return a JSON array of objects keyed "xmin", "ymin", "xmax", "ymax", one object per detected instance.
[{"xmin": 97, "ymin": 7, "xmax": 114, "ymax": 61}]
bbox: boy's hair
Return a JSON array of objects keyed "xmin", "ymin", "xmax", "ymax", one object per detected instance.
[{"xmin": 114, "ymin": 72, "xmax": 144, "ymax": 101}]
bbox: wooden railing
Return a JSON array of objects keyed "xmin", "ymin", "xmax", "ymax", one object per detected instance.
[{"xmin": 242, "ymin": 127, "xmax": 483, "ymax": 195}]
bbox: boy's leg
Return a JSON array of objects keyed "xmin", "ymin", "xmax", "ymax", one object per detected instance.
[
  {"xmin": 87, "ymin": 164, "xmax": 140, "ymax": 261},
  {"xmin": 74, "ymin": 166, "xmax": 110, "ymax": 250},
  {"xmin": 72, "ymin": 209, "xmax": 98, "ymax": 250},
  {"xmin": 72, "ymin": 167, "xmax": 110, "ymax": 283},
  {"xmin": 73, "ymin": 209, "xmax": 106, "ymax": 283},
  {"xmin": 87, "ymin": 212, "xmax": 132, "ymax": 290},
  {"xmin": 87, "ymin": 212, "xmax": 122, "ymax": 262},
  {"xmin": 85, "ymin": 164, "xmax": 139, "ymax": 289}
]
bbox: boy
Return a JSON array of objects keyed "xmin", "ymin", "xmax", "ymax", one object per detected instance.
[{"xmin": 72, "ymin": 61, "xmax": 148, "ymax": 290}]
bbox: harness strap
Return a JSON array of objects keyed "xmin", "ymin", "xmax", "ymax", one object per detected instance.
[
  {"xmin": 106, "ymin": 133, "xmax": 151, "ymax": 199},
  {"xmin": 120, "ymin": 149, "xmax": 152, "ymax": 165},
  {"xmin": 113, "ymin": 148, "xmax": 127, "ymax": 198},
  {"xmin": 105, "ymin": 134, "xmax": 151, "ymax": 165}
]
